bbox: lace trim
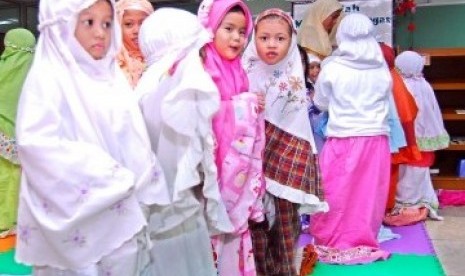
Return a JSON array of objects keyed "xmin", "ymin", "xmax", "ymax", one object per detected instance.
[
  {"xmin": 316, "ymin": 245, "xmax": 390, "ymax": 264},
  {"xmin": 417, "ymin": 134, "xmax": 450, "ymax": 151},
  {"xmin": 0, "ymin": 132, "xmax": 19, "ymax": 164},
  {"xmin": 4, "ymin": 41, "xmax": 34, "ymax": 53}
]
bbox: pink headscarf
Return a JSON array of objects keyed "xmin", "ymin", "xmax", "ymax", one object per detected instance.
[
  {"xmin": 116, "ymin": 0, "xmax": 154, "ymax": 88},
  {"xmin": 198, "ymin": 0, "xmax": 253, "ymax": 175}
]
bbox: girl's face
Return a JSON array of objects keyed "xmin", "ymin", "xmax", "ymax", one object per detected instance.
[
  {"xmin": 322, "ymin": 10, "xmax": 342, "ymax": 33},
  {"xmin": 213, "ymin": 11, "xmax": 247, "ymax": 60},
  {"xmin": 121, "ymin": 9, "xmax": 148, "ymax": 50},
  {"xmin": 255, "ymin": 17, "xmax": 291, "ymax": 65},
  {"xmin": 75, "ymin": 0, "xmax": 113, "ymax": 60},
  {"xmin": 308, "ymin": 62, "xmax": 320, "ymax": 83}
]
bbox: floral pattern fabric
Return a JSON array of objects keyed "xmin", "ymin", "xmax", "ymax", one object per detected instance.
[
  {"xmin": 212, "ymin": 92, "xmax": 265, "ymax": 276},
  {"xmin": 0, "ymin": 132, "xmax": 18, "ymax": 164}
]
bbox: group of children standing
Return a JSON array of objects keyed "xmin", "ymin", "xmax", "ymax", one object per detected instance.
[{"xmin": 0, "ymin": 0, "xmax": 450, "ymax": 275}]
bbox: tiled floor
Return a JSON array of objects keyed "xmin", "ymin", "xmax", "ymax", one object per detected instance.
[{"xmin": 426, "ymin": 206, "xmax": 465, "ymax": 276}]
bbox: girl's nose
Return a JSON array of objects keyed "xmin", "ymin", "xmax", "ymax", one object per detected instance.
[
  {"xmin": 94, "ymin": 25, "xmax": 105, "ymax": 38},
  {"xmin": 232, "ymin": 31, "xmax": 241, "ymax": 41},
  {"xmin": 267, "ymin": 38, "xmax": 277, "ymax": 47},
  {"xmin": 133, "ymin": 24, "xmax": 141, "ymax": 35}
]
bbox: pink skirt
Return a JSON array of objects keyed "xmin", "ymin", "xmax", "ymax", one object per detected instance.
[{"xmin": 310, "ymin": 136, "xmax": 391, "ymax": 264}]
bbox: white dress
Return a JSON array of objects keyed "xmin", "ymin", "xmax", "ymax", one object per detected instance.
[
  {"xmin": 137, "ymin": 45, "xmax": 233, "ymax": 276},
  {"xmin": 15, "ymin": 0, "xmax": 170, "ymax": 274}
]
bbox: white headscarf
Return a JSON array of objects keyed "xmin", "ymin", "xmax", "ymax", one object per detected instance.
[
  {"xmin": 297, "ymin": 0, "xmax": 343, "ymax": 58},
  {"xmin": 328, "ymin": 12, "xmax": 386, "ymax": 70},
  {"xmin": 307, "ymin": 53, "xmax": 321, "ymax": 64},
  {"xmin": 15, "ymin": 0, "xmax": 169, "ymax": 269},
  {"xmin": 242, "ymin": 9, "xmax": 317, "ymax": 153},
  {"xmin": 136, "ymin": 8, "xmax": 234, "ymax": 235},
  {"xmin": 395, "ymin": 51, "xmax": 450, "ymax": 151}
]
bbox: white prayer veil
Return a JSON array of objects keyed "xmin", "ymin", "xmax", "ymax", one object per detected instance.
[
  {"xmin": 242, "ymin": 9, "xmax": 328, "ymax": 214},
  {"xmin": 15, "ymin": 0, "xmax": 169, "ymax": 269},
  {"xmin": 243, "ymin": 9, "xmax": 317, "ymax": 151},
  {"xmin": 329, "ymin": 12, "xmax": 386, "ymax": 70},
  {"xmin": 307, "ymin": 53, "xmax": 321, "ymax": 64},
  {"xmin": 136, "ymin": 8, "xmax": 234, "ymax": 235},
  {"xmin": 395, "ymin": 51, "xmax": 450, "ymax": 150}
]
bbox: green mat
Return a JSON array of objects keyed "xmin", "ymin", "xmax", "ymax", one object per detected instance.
[
  {"xmin": 0, "ymin": 249, "xmax": 31, "ymax": 275},
  {"xmin": 312, "ymin": 254, "xmax": 445, "ymax": 276},
  {"xmin": 0, "ymin": 247, "xmax": 445, "ymax": 276}
]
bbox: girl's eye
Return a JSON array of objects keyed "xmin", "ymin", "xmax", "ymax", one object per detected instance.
[
  {"xmin": 103, "ymin": 21, "xmax": 112, "ymax": 29},
  {"xmin": 239, "ymin": 30, "xmax": 246, "ymax": 36},
  {"xmin": 225, "ymin": 26, "xmax": 232, "ymax": 31},
  {"xmin": 83, "ymin": 19, "xmax": 93, "ymax": 26},
  {"xmin": 124, "ymin": 22, "xmax": 133, "ymax": 28}
]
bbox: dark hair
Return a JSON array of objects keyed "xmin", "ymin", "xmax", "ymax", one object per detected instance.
[
  {"xmin": 298, "ymin": 44, "xmax": 310, "ymax": 82},
  {"xmin": 228, "ymin": 5, "xmax": 245, "ymax": 15}
]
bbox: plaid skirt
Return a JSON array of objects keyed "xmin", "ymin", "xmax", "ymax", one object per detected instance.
[{"xmin": 264, "ymin": 121, "xmax": 323, "ymax": 199}]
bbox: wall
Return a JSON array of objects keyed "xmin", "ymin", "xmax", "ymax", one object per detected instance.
[
  {"xmin": 244, "ymin": 0, "xmax": 292, "ymax": 16},
  {"xmin": 395, "ymin": 3, "xmax": 465, "ymax": 49},
  {"xmin": 247, "ymin": 1, "xmax": 465, "ymax": 50}
]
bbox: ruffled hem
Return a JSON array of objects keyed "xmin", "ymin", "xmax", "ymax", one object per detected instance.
[
  {"xmin": 265, "ymin": 177, "xmax": 329, "ymax": 214},
  {"xmin": 316, "ymin": 245, "xmax": 390, "ymax": 265},
  {"xmin": 417, "ymin": 134, "xmax": 450, "ymax": 151},
  {"xmin": 16, "ymin": 218, "xmax": 146, "ymax": 270}
]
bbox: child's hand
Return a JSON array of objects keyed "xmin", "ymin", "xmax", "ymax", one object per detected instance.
[{"xmin": 257, "ymin": 92, "xmax": 265, "ymax": 113}]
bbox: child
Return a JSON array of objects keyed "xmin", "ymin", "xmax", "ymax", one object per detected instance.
[
  {"xmin": 15, "ymin": 0, "xmax": 169, "ymax": 274},
  {"xmin": 198, "ymin": 0, "xmax": 266, "ymax": 275},
  {"xmin": 116, "ymin": 0, "xmax": 153, "ymax": 88},
  {"xmin": 307, "ymin": 53, "xmax": 321, "ymax": 86},
  {"xmin": 0, "ymin": 28, "xmax": 35, "ymax": 237},
  {"xmin": 297, "ymin": 0, "xmax": 343, "ymax": 59},
  {"xmin": 310, "ymin": 13, "xmax": 391, "ymax": 264},
  {"xmin": 379, "ymin": 43, "xmax": 422, "ymax": 217},
  {"xmin": 389, "ymin": 50, "xmax": 450, "ymax": 224},
  {"xmin": 305, "ymin": 53, "xmax": 326, "ymax": 152},
  {"xmin": 242, "ymin": 8, "xmax": 328, "ymax": 275},
  {"xmin": 135, "ymin": 7, "xmax": 235, "ymax": 275},
  {"xmin": 297, "ymin": 47, "xmax": 324, "ymax": 235}
]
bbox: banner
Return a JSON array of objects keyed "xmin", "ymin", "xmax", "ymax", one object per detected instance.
[{"xmin": 292, "ymin": 0, "xmax": 393, "ymax": 45}]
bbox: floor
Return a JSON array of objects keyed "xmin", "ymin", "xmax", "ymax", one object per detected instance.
[{"xmin": 426, "ymin": 206, "xmax": 465, "ymax": 276}]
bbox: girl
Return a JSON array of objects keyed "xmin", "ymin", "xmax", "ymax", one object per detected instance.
[
  {"xmin": 310, "ymin": 13, "xmax": 391, "ymax": 264},
  {"xmin": 388, "ymin": 50, "xmax": 450, "ymax": 224},
  {"xmin": 15, "ymin": 0, "xmax": 169, "ymax": 274},
  {"xmin": 379, "ymin": 43, "xmax": 422, "ymax": 216},
  {"xmin": 198, "ymin": 0, "xmax": 266, "ymax": 275},
  {"xmin": 305, "ymin": 53, "xmax": 325, "ymax": 153},
  {"xmin": 297, "ymin": 0, "xmax": 343, "ymax": 60},
  {"xmin": 307, "ymin": 53, "xmax": 321, "ymax": 86},
  {"xmin": 242, "ymin": 8, "xmax": 328, "ymax": 275},
  {"xmin": 0, "ymin": 28, "xmax": 35, "ymax": 237},
  {"xmin": 135, "ymin": 7, "xmax": 234, "ymax": 275},
  {"xmin": 116, "ymin": 0, "xmax": 153, "ymax": 88}
]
